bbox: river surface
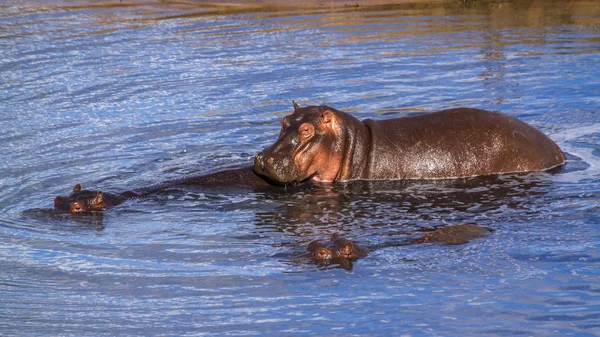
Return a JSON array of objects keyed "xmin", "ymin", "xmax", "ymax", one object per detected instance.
[{"xmin": 1, "ymin": 1, "xmax": 600, "ymax": 336}]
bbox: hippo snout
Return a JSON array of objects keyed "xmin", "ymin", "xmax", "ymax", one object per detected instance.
[
  {"xmin": 253, "ymin": 151, "xmax": 298, "ymax": 184},
  {"xmin": 254, "ymin": 153, "xmax": 265, "ymax": 172},
  {"xmin": 253, "ymin": 152, "xmax": 273, "ymax": 170}
]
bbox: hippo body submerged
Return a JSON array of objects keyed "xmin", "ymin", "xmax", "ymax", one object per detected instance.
[
  {"xmin": 254, "ymin": 105, "xmax": 566, "ymax": 183},
  {"xmin": 301, "ymin": 224, "xmax": 490, "ymax": 268},
  {"xmin": 54, "ymin": 166, "xmax": 270, "ymax": 214},
  {"xmin": 414, "ymin": 224, "xmax": 491, "ymax": 245}
]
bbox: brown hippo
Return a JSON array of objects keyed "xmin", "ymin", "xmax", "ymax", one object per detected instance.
[
  {"xmin": 306, "ymin": 233, "xmax": 368, "ymax": 265},
  {"xmin": 254, "ymin": 103, "xmax": 566, "ymax": 183},
  {"xmin": 53, "ymin": 166, "xmax": 272, "ymax": 214},
  {"xmin": 54, "ymin": 184, "xmax": 130, "ymax": 214},
  {"xmin": 301, "ymin": 224, "xmax": 488, "ymax": 268}
]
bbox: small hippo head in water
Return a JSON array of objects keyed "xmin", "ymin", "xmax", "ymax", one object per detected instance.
[
  {"xmin": 54, "ymin": 184, "xmax": 124, "ymax": 214},
  {"xmin": 307, "ymin": 234, "xmax": 368, "ymax": 265},
  {"xmin": 254, "ymin": 102, "xmax": 351, "ymax": 184}
]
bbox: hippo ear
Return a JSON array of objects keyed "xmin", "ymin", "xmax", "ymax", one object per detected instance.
[
  {"xmin": 93, "ymin": 190, "xmax": 104, "ymax": 205},
  {"xmin": 292, "ymin": 100, "xmax": 300, "ymax": 110},
  {"xmin": 321, "ymin": 110, "xmax": 333, "ymax": 124},
  {"xmin": 344, "ymin": 242, "xmax": 354, "ymax": 254},
  {"xmin": 73, "ymin": 184, "xmax": 82, "ymax": 192},
  {"xmin": 320, "ymin": 110, "xmax": 342, "ymax": 136}
]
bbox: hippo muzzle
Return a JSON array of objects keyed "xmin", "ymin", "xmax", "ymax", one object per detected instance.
[{"xmin": 253, "ymin": 137, "xmax": 302, "ymax": 184}]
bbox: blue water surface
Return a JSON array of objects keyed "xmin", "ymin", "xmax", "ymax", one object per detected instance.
[{"xmin": 1, "ymin": 1, "xmax": 599, "ymax": 336}]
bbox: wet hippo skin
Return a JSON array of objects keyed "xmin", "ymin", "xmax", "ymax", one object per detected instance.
[
  {"xmin": 413, "ymin": 224, "xmax": 491, "ymax": 245},
  {"xmin": 254, "ymin": 104, "xmax": 566, "ymax": 183}
]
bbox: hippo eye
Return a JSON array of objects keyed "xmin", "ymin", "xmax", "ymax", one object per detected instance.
[
  {"xmin": 316, "ymin": 248, "xmax": 330, "ymax": 260},
  {"xmin": 299, "ymin": 123, "xmax": 314, "ymax": 140}
]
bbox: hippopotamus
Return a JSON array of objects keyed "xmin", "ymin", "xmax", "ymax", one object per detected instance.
[
  {"xmin": 54, "ymin": 184, "xmax": 131, "ymax": 214},
  {"xmin": 300, "ymin": 224, "xmax": 488, "ymax": 268},
  {"xmin": 53, "ymin": 185, "xmax": 140, "ymax": 214},
  {"xmin": 53, "ymin": 166, "xmax": 271, "ymax": 214},
  {"xmin": 253, "ymin": 103, "xmax": 566, "ymax": 183},
  {"xmin": 306, "ymin": 233, "xmax": 368, "ymax": 266}
]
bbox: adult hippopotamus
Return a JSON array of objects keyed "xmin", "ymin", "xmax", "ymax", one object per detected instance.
[{"xmin": 253, "ymin": 103, "xmax": 566, "ymax": 183}]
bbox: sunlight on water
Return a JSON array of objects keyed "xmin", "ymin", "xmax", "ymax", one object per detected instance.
[{"xmin": 1, "ymin": 0, "xmax": 600, "ymax": 336}]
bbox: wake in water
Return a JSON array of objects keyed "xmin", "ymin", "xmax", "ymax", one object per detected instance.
[{"xmin": 549, "ymin": 123, "xmax": 600, "ymax": 182}]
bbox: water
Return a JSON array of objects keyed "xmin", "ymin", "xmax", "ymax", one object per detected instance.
[{"xmin": 1, "ymin": 0, "xmax": 600, "ymax": 335}]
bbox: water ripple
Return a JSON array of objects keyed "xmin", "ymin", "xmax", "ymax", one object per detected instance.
[{"xmin": 1, "ymin": 1, "xmax": 600, "ymax": 336}]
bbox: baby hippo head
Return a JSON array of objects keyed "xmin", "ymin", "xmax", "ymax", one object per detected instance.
[
  {"xmin": 330, "ymin": 235, "xmax": 368, "ymax": 260},
  {"xmin": 54, "ymin": 184, "xmax": 111, "ymax": 214},
  {"xmin": 254, "ymin": 103, "xmax": 345, "ymax": 184},
  {"xmin": 307, "ymin": 234, "xmax": 368, "ymax": 264},
  {"xmin": 307, "ymin": 240, "xmax": 334, "ymax": 262}
]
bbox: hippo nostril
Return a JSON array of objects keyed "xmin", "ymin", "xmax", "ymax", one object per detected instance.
[
  {"xmin": 254, "ymin": 153, "xmax": 265, "ymax": 171},
  {"xmin": 69, "ymin": 202, "xmax": 85, "ymax": 213}
]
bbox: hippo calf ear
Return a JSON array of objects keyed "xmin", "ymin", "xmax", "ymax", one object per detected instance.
[
  {"xmin": 93, "ymin": 190, "xmax": 104, "ymax": 205},
  {"xmin": 73, "ymin": 184, "xmax": 82, "ymax": 192},
  {"xmin": 344, "ymin": 242, "xmax": 354, "ymax": 255},
  {"xmin": 292, "ymin": 101, "xmax": 300, "ymax": 110}
]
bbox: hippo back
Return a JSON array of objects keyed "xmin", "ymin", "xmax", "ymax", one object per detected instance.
[{"xmin": 362, "ymin": 108, "xmax": 565, "ymax": 180}]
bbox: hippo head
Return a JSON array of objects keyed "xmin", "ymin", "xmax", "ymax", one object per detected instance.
[
  {"xmin": 54, "ymin": 184, "xmax": 109, "ymax": 214},
  {"xmin": 254, "ymin": 103, "xmax": 346, "ymax": 184},
  {"xmin": 307, "ymin": 240, "xmax": 334, "ymax": 262},
  {"xmin": 307, "ymin": 234, "xmax": 368, "ymax": 264},
  {"xmin": 330, "ymin": 235, "xmax": 368, "ymax": 260}
]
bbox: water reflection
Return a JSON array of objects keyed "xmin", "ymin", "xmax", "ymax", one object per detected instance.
[
  {"xmin": 20, "ymin": 168, "xmax": 563, "ymax": 251},
  {"xmin": 20, "ymin": 208, "xmax": 106, "ymax": 231},
  {"xmin": 253, "ymin": 171, "xmax": 561, "ymax": 238}
]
